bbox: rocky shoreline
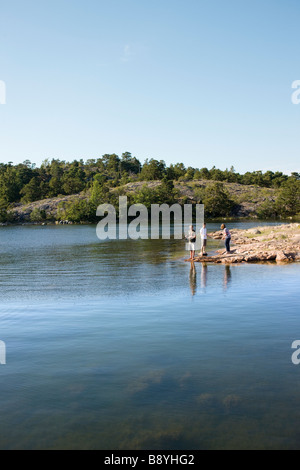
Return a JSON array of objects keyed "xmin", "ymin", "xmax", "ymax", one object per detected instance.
[{"xmin": 192, "ymin": 224, "xmax": 300, "ymax": 264}]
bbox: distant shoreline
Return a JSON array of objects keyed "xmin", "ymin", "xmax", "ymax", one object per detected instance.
[
  {"xmin": 1, "ymin": 176, "xmax": 298, "ymax": 225},
  {"xmin": 1, "ymin": 218, "xmax": 299, "ymax": 228}
]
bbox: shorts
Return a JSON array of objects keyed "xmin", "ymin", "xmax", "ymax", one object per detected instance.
[
  {"xmin": 202, "ymin": 239, "xmax": 207, "ymax": 247},
  {"xmin": 188, "ymin": 242, "xmax": 196, "ymax": 251}
]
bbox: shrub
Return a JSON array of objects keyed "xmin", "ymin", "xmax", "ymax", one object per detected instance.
[
  {"xmin": 30, "ymin": 208, "xmax": 47, "ymax": 222},
  {"xmin": 62, "ymin": 200, "xmax": 96, "ymax": 223},
  {"xmin": 256, "ymin": 199, "xmax": 279, "ymax": 219},
  {"xmin": 277, "ymin": 178, "xmax": 300, "ymax": 216},
  {"xmin": 202, "ymin": 182, "xmax": 235, "ymax": 218}
]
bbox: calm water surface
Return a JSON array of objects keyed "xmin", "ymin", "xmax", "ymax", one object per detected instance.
[{"xmin": 0, "ymin": 222, "xmax": 300, "ymax": 449}]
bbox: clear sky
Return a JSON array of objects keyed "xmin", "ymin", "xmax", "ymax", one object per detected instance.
[{"xmin": 0, "ymin": 0, "xmax": 299, "ymax": 174}]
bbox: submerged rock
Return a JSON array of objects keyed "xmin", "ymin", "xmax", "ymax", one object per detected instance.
[
  {"xmin": 196, "ymin": 393, "xmax": 216, "ymax": 407},
  {"xmin": 222, "ymin": 394, "xmax": 242, "ymax": 412}
]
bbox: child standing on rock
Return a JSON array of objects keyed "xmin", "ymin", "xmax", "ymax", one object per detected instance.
[
  {"xmin": 221, "ymin": 224, "xmax": 231, "ymax": 254},
  {"xmin": 200, "ymin": 223, "xmax": 208, "ymax": 256},
  {"xmin": 186, "ymin": 225, "xmax": 196, "ymax": 260}
]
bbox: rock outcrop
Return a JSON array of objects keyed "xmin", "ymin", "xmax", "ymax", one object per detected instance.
[
  {"xmin": 10, "ymin": 193, "xmax": 86, "ymax": 222},
  {"xmin": 192, "ymin": 224, "xmax": 300, "ymax": 264}
]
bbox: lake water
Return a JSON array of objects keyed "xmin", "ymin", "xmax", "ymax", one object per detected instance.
[{"xmin": 0, "ymin": 222, "xmax": 300, "ymax": 450}]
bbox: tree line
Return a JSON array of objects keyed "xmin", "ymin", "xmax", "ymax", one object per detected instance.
[{"xmin": 0, "ymin": 152, "xmax": 299, "ymax": 222}]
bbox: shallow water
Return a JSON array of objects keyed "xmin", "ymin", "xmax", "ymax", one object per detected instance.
[{"xmin": 0, "ymin": 223, "xmax": 300, "ymax": 449}]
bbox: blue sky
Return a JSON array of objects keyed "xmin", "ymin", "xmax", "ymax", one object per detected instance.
[{"xmin": 0, "ymin": 0, "xmax": 299, "ymax": 173}]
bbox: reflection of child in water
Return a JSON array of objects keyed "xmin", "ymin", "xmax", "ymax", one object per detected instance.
[
  {"xmin": 189, "ymin": 262, "xmax": 197, "ymax": 296},
  {"xmin": 188, "ymin": 263, "xmax": 231, "ymax": 294},
  {"xmin": 223, "ymin": 265, "xmax": 232, "ymax": 290},
  {"xmin": 201, "ymin": 263, "xmax": 207, "ymax": 289}
]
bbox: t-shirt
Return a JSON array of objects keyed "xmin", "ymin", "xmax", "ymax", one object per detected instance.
[
  {"xmin": 189, "ymin": 230, "xmax": 196, "ymax": 242},
  {"xmin": 200, "ymin": 227, "xmax": 207, "ymax": 240},
  {"xmin": 224, "ymin": 228, "xmax": 231, "ymax": 238}
]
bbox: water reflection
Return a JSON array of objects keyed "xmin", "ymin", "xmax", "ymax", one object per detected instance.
[
  {"xmin": 201, "ymin": 263, "xmax": 208, "ymax": 290},
  {"xmin": 188, "ymin": 263, "xmax": 232, "ymax": 294},
  {"xmin": 189, "ymin": 262, "xmax": 197, "ymax": 296},
  {"xmin": 223, "ymin": 265, "xmax": 232, "ymax": 291}
]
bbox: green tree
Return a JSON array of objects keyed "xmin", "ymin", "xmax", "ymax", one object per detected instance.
[
  {"xmin": 16, "ymin": 163, "xmax": 35, "ymax": 188},
  {"xmin": 62, "ymin": 176, "xmax": 85, "ymax": 195},
  {"xmin": 48, "ymin": 177, "xmax": 63, "ymax": 197},
  {"xmin": 102, "ymin": 154, "xmax": 121, "ymax": 178},
  {"xmin": 198, "ymin": 167, "xmax": 211, "ymax": 180},
  {"xmin": 132, "ymin": 185, "xmax": 161, "ymax": 209},
  {"xmin": 271, "ymin": 172, "xmax": 288, "ymax": 188},
  {"xmin": 277, "ymin": 178, "xmax": 300, "ymax": 216},
  {"xmin": 46, "ymin": 159, "xmax": 64, "ymax": 196},
  {"xmin": 0, "ymin": 198, "xmax": 13, "ymax": 223},
  {"xmin": 61, "ymin": 161, "xmax": 86, "ymax": 195},
  {"xmin": 223, "ymin": 167, "xmax": 240, "ymax": 183},
  {"xmin": 140, "ymin": 159, "xmax": 166, "ymax": 181},
  {"xmin": 172, "ymin": 163, "xmax": 186, "ymax": 180},
  {"xmin": 210, "ymin": 166, "xmax": 225, "ymax": 181},
  {"xmin": 90, "ymin": 178, "xmax": 110, "ymax": 206},
  {"xmin": 203, "ymin": 182, "xmax": 235, "ymax": 218},
  {"xmin": 165, "ymin": 164, "xmax": 176, "ymax": 180},
  {"xmin": 120, "ymin": 152, "xmax": 141, "ymax": 175},
  {"xmin": 20, "ymin": 177, "xmax": 42, "ymax": 203},
  {"xmin": 184, "ymin": 167, "xmax": 195, "ymax": 180},
  {"xmin": 256, "ymin": 199, "xmax": 279, "ymax": 219},
  {"xmin": 156, "ymin": 178, "xmax": 178, "ymax": 204},
  {"xmin": 0, "ymin": 166, "xmax": 20, "ymax": 202}
]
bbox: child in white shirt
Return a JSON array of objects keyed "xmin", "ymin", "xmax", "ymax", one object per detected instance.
[{"xmin": 200, "ymin": 223, "xmax": 208, "ymax": 256}]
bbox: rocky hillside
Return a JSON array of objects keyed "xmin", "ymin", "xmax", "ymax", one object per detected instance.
[
  {"xmin": 122, "ymin": 180, "xmax": 275, "ymax": 217},
  {"xmin": 177, "ymin": 180, "xmax": 275, "ymax": 217},
  {"xmin": 8, "ymin": 179, "xmax": 276, "ymax": 222},
  {"xmin": 11, "ymin": 193, "xmax": 87, "ymax": 222}
]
